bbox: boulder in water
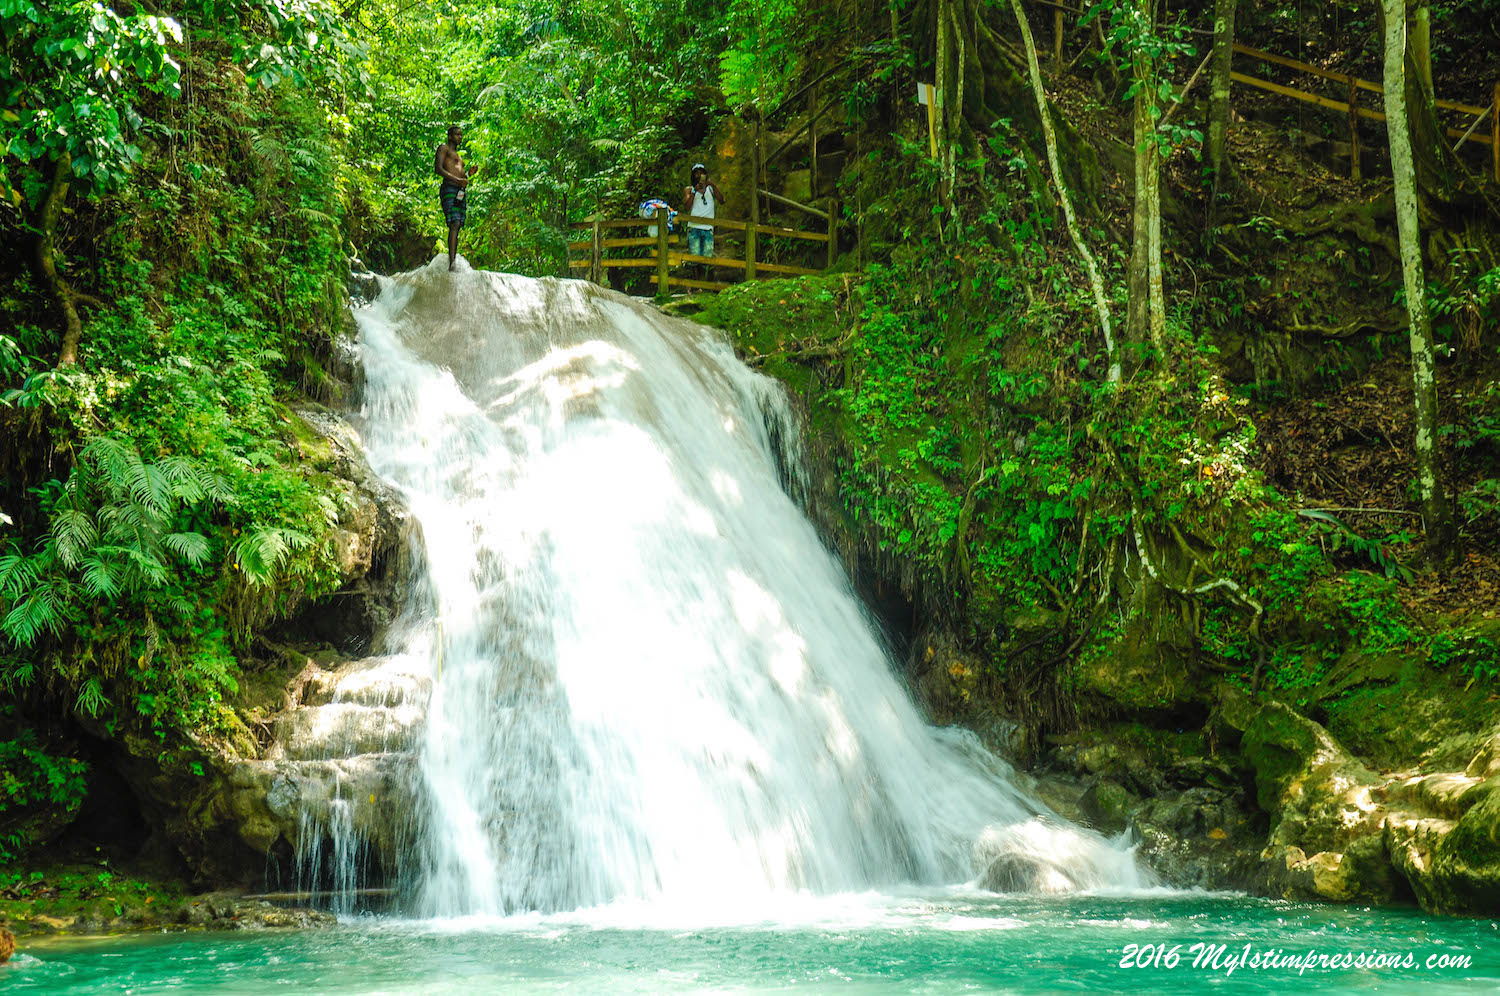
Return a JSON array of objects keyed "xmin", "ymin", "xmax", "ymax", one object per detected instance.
[
  {"xmin": 972, "ymin": 818, "xmax": 1140, "ymax": 894},
  {"xmin": 979, "ymin": 853, "xmax": 1077, "ymax": 894},
  {"xmin": 0, "ymin": 926, "xmax": 14, "ymax": 964}
]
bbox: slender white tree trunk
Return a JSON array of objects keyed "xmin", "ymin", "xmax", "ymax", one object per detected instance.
[
  {"xmin": 1126, "ymin": 0, "xmax": 1166, "ymax": 358},
  {"xmin": 1206, "ymin": 0, "xmax": 1236, "ymax": 178},
  {"xmin": 1008, "ymin": 0, "xmax": 1120, "ymax": 381},
  {"xmin": 1381, "ymin": 0, "xmax": 1454, "ymax": 552},
  {"xmin": 1206, "ymin": 0, "xmax": 1236, "ymax": 231}
]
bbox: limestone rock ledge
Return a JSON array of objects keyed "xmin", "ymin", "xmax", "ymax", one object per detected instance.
[
  {"xmin": 3, "ymin": 893, "xmax": 335, "ymax": 935},
  {"xmin": 1218, "ymin": 690, "xmax": 1500, "ymax": 914}
]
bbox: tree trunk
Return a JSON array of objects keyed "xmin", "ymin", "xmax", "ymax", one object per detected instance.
[
  {"xmin": 1206, "ymin": 0, "xmax": 1236, "ymax": 226},
  {"xmin": 1009, "ymin": 0, "xmax": 1119, "ymax": 381},
  {"xmin": 1127, "ymin": 84, "xmax": 1150, "ymax": 350},
  {"xmin": 934, "ymin": 0, "xmax": 966, "ymax": 212},
  {"xmin": 1373, "ymin": 0, "xmax": 1475, "ymax": 206},
  {"xmin": 34, "ymin": 157, "xmax": 83, "ymax": 369},
  {"xmin": 1381, "ymin": 0, "xmax": 1456, "ymax": 555},
  {"xmin": 1126, "ymin": 0, "xmax": 1166, "ymax": 357}
]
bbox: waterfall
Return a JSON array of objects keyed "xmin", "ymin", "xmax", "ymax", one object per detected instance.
[{"xmin": 348, "ymin": 256, "xmax": 1147, "ymax": 917}]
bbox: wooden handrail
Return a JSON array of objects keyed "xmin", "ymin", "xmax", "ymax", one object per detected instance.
[
  {"xmin": 1229, "ymin": 45, "xmax": 1498, "ymax": 180},
  {"xmin": 1232, "ymin": 71, "xmax": 1494, "ymax": 145},
  {"xmin": 564, "ymin": 201, "xmax": 838, "ymax": 294},
  {"xmin": 1232, "ymin": 43, "xmax": 1379, "ymax": 95},
  {"xmin": 1232, "ymin": 42, "xmax": 1488, "ymax": 116}
]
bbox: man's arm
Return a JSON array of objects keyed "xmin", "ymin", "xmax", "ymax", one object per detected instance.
[{"xmin": 682, "ymin": 187, "xmax": 694, "ymax": 214}]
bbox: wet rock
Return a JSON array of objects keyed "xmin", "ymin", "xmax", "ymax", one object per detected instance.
[
  {"xmin": 1039, "ymin": 721, "xmax": 1265, "ymax": 891},
  {"xmin": 179, "ymin": 892, "xmax": 334, "ymax": 929},
  {"xmin": 1024, "ymin": 771, "xmax": 1091, "ymax": 826},
  {"xmin": 282, "ymin": 407, "xmax": 420, "ymax": 654},
  {"xmin": 0, "ymin": 926, "xmax": 14, "ymax": 962},
  {"xmin": 1220, "ymin": 690, "xmax": 1401, "ymax": 903},
  {"xmin": 979, "ymin": 853, "xmax": 1077, "ymax": 893},
  {"xmin": 1080, "ymin": 779, "xmax": 1135, "ymax": 834}
]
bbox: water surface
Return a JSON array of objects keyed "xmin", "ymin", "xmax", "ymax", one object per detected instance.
[{"xmin": 8, "ymin": 892, "xmax": 1496, "ymax": 994}]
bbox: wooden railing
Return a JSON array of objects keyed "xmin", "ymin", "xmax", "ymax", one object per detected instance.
[
  {"xmin": 568, "ymin": 206, "xmax": 837, "ymax": 294},
  {"xmin": 1230, "ymin": 42, "xmax": 1498, "ymax": 182}
]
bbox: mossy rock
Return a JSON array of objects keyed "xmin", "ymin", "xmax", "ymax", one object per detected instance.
[
  {"xmin": 1072, "ymin": 629, "xmax": 1204, "ymax": 716},
  {"xmin": 1423, "ymin": 780, "xmax": 1500, "ymax": 913},
  {"xmin": 1318, "ymin": 627, "xmax": 1500, "ymax": 773}
]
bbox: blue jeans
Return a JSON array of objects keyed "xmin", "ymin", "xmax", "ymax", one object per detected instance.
[{"xmin": 687, "ymin": 227, "xmax": 713, "ymax": 258}]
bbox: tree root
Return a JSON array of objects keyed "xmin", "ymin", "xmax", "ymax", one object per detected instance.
[{"xmin": 1099, "ymin": 433, "xmax": 1264, "ymax": 638}]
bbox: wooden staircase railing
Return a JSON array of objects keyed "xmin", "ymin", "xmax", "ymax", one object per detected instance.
[{"xmin": 567, "ymin": 205, "xmax": 837, "ymax": 295}]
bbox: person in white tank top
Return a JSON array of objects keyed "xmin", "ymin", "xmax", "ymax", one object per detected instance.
[{"xmin": 682, "ymin": 163, "xmax": 724, "ymax": 262}]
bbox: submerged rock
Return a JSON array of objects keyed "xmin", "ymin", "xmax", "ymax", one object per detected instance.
[{"xmin": 971, "ymin": 818, "xmax": 1145, "ymax": 894}]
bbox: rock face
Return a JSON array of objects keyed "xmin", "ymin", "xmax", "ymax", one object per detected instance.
[
  {"xmin": 1218, "ymin": 691, "xmax": 1403, "ymax": 903},
  {"xmin": 1213, "ymin": 690, "xmax": 1500, "ymax": 914},
  {"xmin": 219, "ymin": 652, "xmax": 429, "ymax": 880},
  {"xmin": 283, "ymin": 407, "xmax": 420, "ymax": 655},
  {"xmin": 997, "ymin": 679, "xmax": 1500, "ymax": 916},
  {"xmin": 1383, "ymin": 728, "xmax": 1500, "ymax": 914},
  {"xmin": 1036, "ymin": 725, "xmax": 1265, "ymax": 892}
]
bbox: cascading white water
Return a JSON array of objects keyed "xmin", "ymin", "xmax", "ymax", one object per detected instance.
[{"xmin": 351, "ymin": 256, "xmax": 1148, "ymax": 917}]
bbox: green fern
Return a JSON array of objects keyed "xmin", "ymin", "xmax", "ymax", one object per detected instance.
[{"xmin": 232, "ymin": 526, "xmax": 312, "ymax": 585}]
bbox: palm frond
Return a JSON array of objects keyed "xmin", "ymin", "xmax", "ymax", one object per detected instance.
[{"xmin": 80, "ymin": 555, "xmax": 122, "ymax": 598}]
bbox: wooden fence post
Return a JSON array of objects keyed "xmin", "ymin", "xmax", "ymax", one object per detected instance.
[
  {"xmin": 590, "ymin": 218, "xmax": 602, "ymax": 285},
  {"xmin": 746, "ymin": 221, "xmax": 757, "ymax": 280},
  {"xmin": 827, "ymin": 201, "xmax": 838, "ymax": 270},
  {"xmin": 656, "ymin": 207, "xmax": 670, "ymax": 296},
  {"xmin": 1346, "ymin": 77, "xmax": 1361, "ymax": 181},
  {"xmin": 1493, "ymin": 81, "xmax": 1499, "ymax": 182}
]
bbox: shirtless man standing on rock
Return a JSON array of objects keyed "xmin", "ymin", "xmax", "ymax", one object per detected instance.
[{"xmin": 435, "ymin": 125, "xmax": 479, "ymax": 271}]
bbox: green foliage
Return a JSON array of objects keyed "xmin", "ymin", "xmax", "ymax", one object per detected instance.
[
  {"xmin": 1429, "ymin": 630, "xmax": 1500, "ymax": 688},
  {"xmin": 0, "ymin": 0, "xmax": 182, "ymax": 203},
  {"xmin": 1, "ymin": 9, "xmax": 351, "ymax": 747},
  {"xmin": 1083, "ymin": 0, "xmax": 1200, "ymax": 157},
  {"xmin": 1296, "ymin": 509, "xmax": 1413, "ymax": 581},
  {"xmin": 0, "ymin": 725, "xmax": 87, "ymax": 862},
  {"xmin": 719, "ymin": 0, "xmax": 800, "ymax": 110},
  {"xmin": 344, "ymin": 0, "xmax": 739, "ymax": 274}
]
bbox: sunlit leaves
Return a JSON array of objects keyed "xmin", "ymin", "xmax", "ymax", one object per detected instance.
[
  {"xmin": 0, "ymin": 0, "xmax": 182, "ymax": 203},
  {"xmin": 719, "ymin": 0, "xmax": 800, "ymax": 110},
  {"xmin": 231, "ymin": 526, "xmax": 311, "ymax": 585}
]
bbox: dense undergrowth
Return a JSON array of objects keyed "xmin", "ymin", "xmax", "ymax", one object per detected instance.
[
  {"xmin": 1, "ymin": 25, "xmax": 355, "ymax": 861},
  {"xmin": 693, "ymin": 102, "xmax": 1500, "ymax": 736}
]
